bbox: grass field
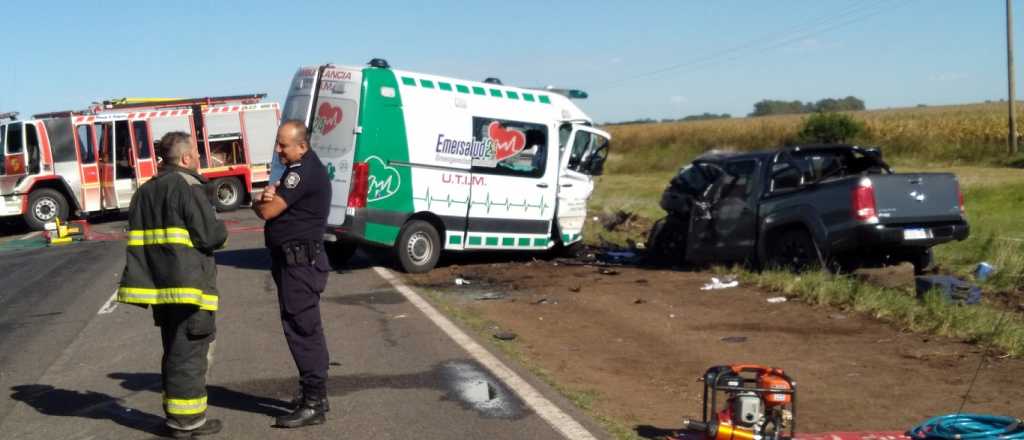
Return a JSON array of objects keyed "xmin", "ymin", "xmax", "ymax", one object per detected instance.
[{"xmin": 584, "ymin": 102, "xmax": 1024, "ymax": 355}]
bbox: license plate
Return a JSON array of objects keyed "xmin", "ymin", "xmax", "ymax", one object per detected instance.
[{"xmin": 904, "ymin": 228, "xmax": 929, "ymax": 240}]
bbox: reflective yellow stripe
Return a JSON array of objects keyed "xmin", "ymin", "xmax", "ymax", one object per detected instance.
[
  {"xmin": 118, "ymin": 287, "xmax": 219, "ymax": 311},
  {"xmin": 164, "ymin": 395, "xmax": 207, "ymax": 415},
  {"xmin": 127, "ymin": 227, "xmax": 194, "ymax": 247}
]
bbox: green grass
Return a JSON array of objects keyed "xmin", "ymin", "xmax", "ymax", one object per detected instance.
[
  {"xmin": 415, "ymin": 286, "xmax": 644, "ymax": 440},
  {"xmin": 745, "ymin": 269, "xmax": 1024, "ymax": 356}
]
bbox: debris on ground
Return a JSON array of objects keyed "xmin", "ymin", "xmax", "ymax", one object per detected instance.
[
  {"xmin": 914, "ymin": 275, "xmax": 981, "ymax": 305},
  {"xmin": 975, "ymin": 262, "xmax": 995, "ymax": 281},
  {"xmin": 474, "ymin": 292, "xmax": 507, "ymax": 301},
  {"xmin": 633, "ymin": 298, "xmax": 648, "ymax": 305},
  {"xmin": 829, "ymin": 313, "xmax": 848, "ymax": 320},
  {"xmin": 493, "ymin": 331, "xmax": 517, "ymax": 341},
  {"xmin": 532, "ymin": 297, "xmax": 557, "ymax": 305},
  {"xmin": 455, "ymin": 277, "xmax": 471, "ymax": 286},
  {"xmin": 766, "ymin": 296, "xmax": 787, "ymax": 304},
  {"xmin": 701, "ymin": 276, "xmax": 739, "ymax": 291},
  {"xmin": 568, "ymin": 285, "xmax": 581, "ymax": 293},
  {"xmin": 720, "ymin": 336, "xmax": 748, "ymax": 343},
  {"xmin": 598, "ymin": 268, "xmax": 620, "ymax": 276}
]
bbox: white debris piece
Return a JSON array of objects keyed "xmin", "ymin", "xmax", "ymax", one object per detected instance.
[
  {"xmin": 701, "ymin": 277, "xmax": 739, "ymax": 290},
  {"xmin": 455, "ymin": 278, "xmax": 471, "ymax": 286},
  {"xmin": 766, "ymin": 297, "xmax": 788, "ymax": 304}
]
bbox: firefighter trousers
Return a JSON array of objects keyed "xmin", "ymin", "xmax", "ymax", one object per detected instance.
[
  {"xmin": 271, "ymin": 250, "xmax": 331, "ymax": 399},
  {"xmin": 154, "ymin": 305, "xmax": 216, "ymax": 430}
]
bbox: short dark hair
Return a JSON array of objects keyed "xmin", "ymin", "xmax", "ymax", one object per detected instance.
[{"xmin": 157, "ymin": 132, "xmax": 193, "ymax": 164}]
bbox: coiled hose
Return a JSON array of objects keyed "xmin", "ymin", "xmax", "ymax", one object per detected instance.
[{"xmin": 908, "ymin": 413, "xmax": 1024, "ymax": 439}]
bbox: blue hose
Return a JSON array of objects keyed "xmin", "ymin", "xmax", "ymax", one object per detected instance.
[{"xmin": 908, "ymin": 413, "xmax": 1024, "ymax": 439}]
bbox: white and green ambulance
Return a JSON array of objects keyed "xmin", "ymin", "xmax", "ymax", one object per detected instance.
[{"xmin": 281, "ymin": 60, "xmax": 610, "ymax": 272}]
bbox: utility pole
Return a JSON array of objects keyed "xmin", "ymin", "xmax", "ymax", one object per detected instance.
[{"xmin": 1009, "ymin": 0, "xmax": 1018, "ymax": 155}]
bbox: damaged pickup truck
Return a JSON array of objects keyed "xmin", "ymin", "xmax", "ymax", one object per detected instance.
[{"xmin": 646, "ymin": 145, "xmax": 969, "ymax": 273}]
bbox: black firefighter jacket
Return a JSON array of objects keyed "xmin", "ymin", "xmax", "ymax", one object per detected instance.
[{"xmin": 117, "ymin": 165, "xmax": 227, "ymax": 313}]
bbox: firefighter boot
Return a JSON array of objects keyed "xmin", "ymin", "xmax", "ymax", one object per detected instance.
[
  {"xmin": 168, "ymin": 419, "xmax": 222, "ymax": 438},
  {"xmin": 274, "ymin": 397, "xmax": 327, "ymax": 428},
  {"xmin": 289, "ymin": 389, "xmax": 330, "ymax": 413}
]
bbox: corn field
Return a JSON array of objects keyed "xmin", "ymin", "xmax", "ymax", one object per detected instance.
[{"xmin": 603, "ymin": 102, "xmax": 1023, "ymax": 174}]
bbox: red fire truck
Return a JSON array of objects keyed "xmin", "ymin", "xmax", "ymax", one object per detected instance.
[{"xmin": 0, "ymin": 95, "xmax": 280, "ymax": 230}]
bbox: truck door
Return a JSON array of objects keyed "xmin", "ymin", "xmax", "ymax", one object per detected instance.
[
  {"xmin": 555, "ymin": 125, "xmax": 610, "ymax": 245},
  {"xmin": 112, "ymin": 120, "xmax": 137, "ymax": 207},
  {"xmin": 130, "ymin": 119, "xmax": 156, "ymax": 184},
  {"xmin": 686, "ymin": 159, "xmax": 760, "ymax": 263},
  {"xmin": 96, "ymin": 122, "xmax": 117, "ymax": 210},
  {"xmin": 3, "ymin": 122, "xmax": 26, "ymax": 176},
  {"xmin": 465, "ymin": 118, "xmax": 556, "ymax": 250},
  {"xmin": 307, "ymin": 67, "xmax": 362, "ymax": 225},
  {"xmin": 75, "ymin": 123, "xmax": 102, "ymax": 212}
]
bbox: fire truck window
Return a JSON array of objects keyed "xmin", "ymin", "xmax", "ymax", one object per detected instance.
[
  {"xmin": 77, "ymin": 125, "xmax": 96, "ymax": 164},
  {"xmin": 209, "ymin": 135, "xmax": 245, "ymax": 167},
  {"xmin": 25, "ymin": 124, "xmax": 40, "ymax": 174},
  {"xmin": 132, "ymin": 121, "xmax": 151, "ymax": 159},
  {"xmin": 7, "ymin": 123, "xmax": 23, "ymax": 154},
  {"xmin": 44, "ymin": 118, "xmax": 76, "ymax": 163},
  {"xmin": 114, "ymin": 121, "xmax": 135, "ymax": 179}
]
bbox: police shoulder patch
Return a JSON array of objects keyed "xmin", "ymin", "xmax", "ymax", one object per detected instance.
[{"xmin": 284, "ymin": 172, "xmax": 301, "ymax": 189}]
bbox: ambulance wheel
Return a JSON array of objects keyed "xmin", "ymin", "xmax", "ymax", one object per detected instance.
[
  {"xmin": 325, "ymin": 241, "xmax": 358, "ymax": 269},
  {"xmin": 396, "ymin": 220, "xmax": 441, "ymax": 273},
  {"xmin": 25, "ymin": 189, "xmax": 69, "ymax": 231},
  {"xmin": 212, "ymin": 178, "xmax": 242, "ymax": 212}
]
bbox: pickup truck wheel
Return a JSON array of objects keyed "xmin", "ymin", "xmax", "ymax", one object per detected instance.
[
  {"xmin": 645, "ymin": 217, "xmax": 687, "ymax": 266},
  {"xmin": 325, "ymin": 241, "xmax": 358, "ymax": 269},
  {"xmin": 211, "ymin": 178, "xmax": 243, "ymax": 212},
  {"xmin": 768, "ymin": 229, "xmax": 822, "ymax": 272},
  {"xmin": 25, "ymin": 189, "xmax": 70, "ymax": 231},
  {"xmin": 911, "ymin": 248, "xmax": 934, "ymax": 275},
  {"xmin": 396, "ymin": 220, "xmax": 441, "ymax": 273}
]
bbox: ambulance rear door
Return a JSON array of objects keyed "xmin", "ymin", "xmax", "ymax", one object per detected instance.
[{"xmin": 306, "ymin": 66, "xmax": 362, "ymax": 225}]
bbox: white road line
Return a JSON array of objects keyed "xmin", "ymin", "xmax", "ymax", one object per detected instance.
[
  {"xmin": 372, "ymin": 266, "xmax": 598, "ymax": 440},
  {"xmin": 18, "ymin": 231, "xmax": 41, "ymax": 240},
  {"xmin": 97, "ymin": 289, "xmax": 119, "ymax": 315}
]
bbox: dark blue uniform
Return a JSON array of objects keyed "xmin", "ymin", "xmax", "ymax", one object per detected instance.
[{"xmin": 265, "ymin": 149, "xmax": 332, "ymax": 399}]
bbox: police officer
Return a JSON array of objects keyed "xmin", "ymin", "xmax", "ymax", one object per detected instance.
[{"xmin": 253, "ymin": 120, "xmax": 332, "ymax": 428}]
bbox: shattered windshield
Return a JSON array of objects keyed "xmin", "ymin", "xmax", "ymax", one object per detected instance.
[{"xmin": 671, "ymin": 163, "xmax": 721, "ymax": 196}]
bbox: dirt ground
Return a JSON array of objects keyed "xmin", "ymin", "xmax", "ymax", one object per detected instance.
[{"xmin": 403, "ymin": 259, "xmax": 1024, "ymax": 436}]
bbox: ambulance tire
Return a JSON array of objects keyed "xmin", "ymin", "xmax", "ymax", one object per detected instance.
[
  {"xmin": 396, "ymin": 220, "xmax": 441, "ymax": 273},
  {"xmin": 212, "ymin": 178, "xmax": 243, "ymax": 212},
  {"xmin": 325, "ymin": 240, "xmax": 358, "ymax": 269},
  {"xmin": 25, "ymin": 189, "xmax": 69, "ymax": 231}
]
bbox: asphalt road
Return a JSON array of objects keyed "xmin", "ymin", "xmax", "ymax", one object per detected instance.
[{"xmin": 0, "ymin": 211, "xmax": 606, "ymax": 440}]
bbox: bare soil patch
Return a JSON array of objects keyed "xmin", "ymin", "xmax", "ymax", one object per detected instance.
[{"xmin": 405, "ymin": 260, "xmax": 1024, "ymax": 435}]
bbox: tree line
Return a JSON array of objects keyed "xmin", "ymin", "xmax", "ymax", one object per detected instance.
[{"xmin": 600, "ymin": 96, "xmax": 865, "ymax": 125}]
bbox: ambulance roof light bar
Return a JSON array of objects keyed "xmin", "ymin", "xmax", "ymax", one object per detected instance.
[
  {"xmin": 0, "ymin": 111, "xmax": 18, "ymax": 121},
  {"xmin": 94, "ymin": 94, "xmax": 268, "ymax": 110},
  {"xmin": 535, "ymin": 86, "xmax": 588, "ymax": 100}
]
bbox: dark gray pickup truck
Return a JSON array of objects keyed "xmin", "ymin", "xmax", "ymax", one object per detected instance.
[{"xmin": 647, "ymin": 145, "xmax": 969, "ymax": 273}]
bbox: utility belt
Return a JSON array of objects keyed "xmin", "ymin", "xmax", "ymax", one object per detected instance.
[{"xmin": 276, "ymin": 240, "xmax": 323, "ymax": 266}]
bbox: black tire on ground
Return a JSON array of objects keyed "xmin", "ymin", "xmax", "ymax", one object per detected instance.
[
  {"xmin": 766, "ymin": 228, "xmax": 823, "ymax": 272},
  {"xmin": 396, "ymin": 220, "xmax": 441, "ymax": 273},
  {"xmin": 211, "ymin": 177, "xmax": 243, "ymax": 212},
  {"xmin": 24, "ymin": 188, "xmax": 69, "ymax": 231},
  {"xmin": 644, "ymin": 216, "xmax": 688, "ymax": 266},
  {"xmin": 911, "ymin": 248, "xmax": 934, "ymax": 275},
  {"xmin": 325, "ymin": 240, "xmax": 358, "ymax": 269}
]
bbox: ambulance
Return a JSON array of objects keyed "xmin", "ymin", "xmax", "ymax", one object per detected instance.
[{"xmin": 281, "ymin": 60, "xmax": 611, "ymax": 272}]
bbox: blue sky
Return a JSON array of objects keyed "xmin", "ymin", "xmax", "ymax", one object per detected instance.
[{"xmin": 0, "ymin": 1, "xmax": 1014, "ymax": 123}]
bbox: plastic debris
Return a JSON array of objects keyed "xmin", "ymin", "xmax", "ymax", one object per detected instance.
[
  {"xmin": 975, "ymin": 262, "xmax": 995, "ymax": 281},
  {"xmin": 766, "ymin": 297, "xmax": 787, "ymax": 304},
  {"xmin": 701, "ymin": 277, "xmax": 739, "ymax": 290},
  {"xmin": 455, "ymin": 277, "xmax": 471, "ymax": 286}
]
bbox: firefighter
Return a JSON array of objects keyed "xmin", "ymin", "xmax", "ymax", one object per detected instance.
[
  {"xmin": 253, "ymin": 120, "xmax": 332, "ymax": 428},
  {"xmin": 117, "ymin": 131, "xmax": 228, "ymax": 437}
]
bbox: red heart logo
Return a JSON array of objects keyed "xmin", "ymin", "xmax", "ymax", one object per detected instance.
[
  {"xmin": 488, "ymin": 122, "xmax": 526, "ymax": 161},
  {"xmin": 317, "ymin": 102, "xmax": 343, "ymax": 135}
]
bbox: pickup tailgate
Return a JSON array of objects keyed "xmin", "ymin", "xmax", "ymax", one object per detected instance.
[{"xmin": 871, "ymin": 173, "xmax": 962, "ymax": 224}]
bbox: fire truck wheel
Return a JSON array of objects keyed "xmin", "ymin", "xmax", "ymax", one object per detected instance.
[
  {"xmin": 25, "ymin": 189, "xmax": 69, "ymax": 231},
  {"xmin": 396, "ymin": 220, "xmax": 441, "ymax": 273},
  {"xmin": 212, "ymin": 178, "xmax": 242, "ymax": 212}
]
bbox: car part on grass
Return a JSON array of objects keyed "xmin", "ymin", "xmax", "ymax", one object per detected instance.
[{"xmin": 683, "ymin": 365, "xmax": 796, "ymax": 440}]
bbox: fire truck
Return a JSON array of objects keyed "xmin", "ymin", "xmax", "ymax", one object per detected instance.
[{"xmin": 0, "ymin": 95, "xmax": 280, "ymax": 230}]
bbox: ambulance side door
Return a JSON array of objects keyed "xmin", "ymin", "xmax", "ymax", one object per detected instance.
[
  {"xmin": 555, "ymin": 125, "xmax": 610, "ymax": 245},
  {"xmin": 465, "ymin": 118, "xmax": 556, "ymax": 250}
]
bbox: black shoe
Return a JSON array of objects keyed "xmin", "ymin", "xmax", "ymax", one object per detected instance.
[
  {"xmin": 168, "ymin": 419, "xmax": 222, "ymax": 438},
  {"xmin": 274, "ymin": 398, "xmax": 327, "ymax": 428},
  {"xmin": 289, "ymin": 390, "xmax": 330, "ymax": 412}
]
